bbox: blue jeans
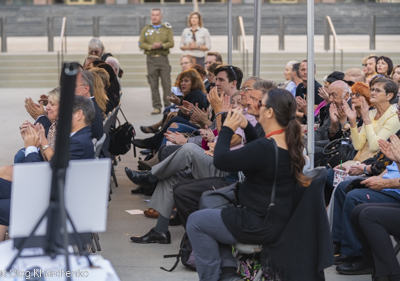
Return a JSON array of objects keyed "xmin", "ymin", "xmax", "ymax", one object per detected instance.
[{"xmin": 332, "ymin": 184, "xmax": 400, "ymax": 257}]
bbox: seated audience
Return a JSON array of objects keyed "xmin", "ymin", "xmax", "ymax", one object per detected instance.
[
  {"xmin": 392, "ymin": 64, "xmax": 400, "ymax": 84},
  {"xmin": 88, "ymin": 68, "xmax": 109, "ymax": 116}
]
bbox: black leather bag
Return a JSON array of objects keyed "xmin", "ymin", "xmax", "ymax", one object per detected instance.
[
  {"xmin": 199, "ymin": 182, "xmax": 240, "ymax": 209},
  {"xmin": 108, "ymin": 122, "xmax": 136, "ymax": 155}
]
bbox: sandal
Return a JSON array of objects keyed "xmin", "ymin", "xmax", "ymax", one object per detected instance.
[
  {"xmin": 140, "ymin": 126, "xmax": 159, "ymax": 134},
  {"xmin": 144, "ymin": 208, "xmax": 159, "ymax": 219}
]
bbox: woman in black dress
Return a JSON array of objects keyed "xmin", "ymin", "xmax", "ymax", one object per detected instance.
[{"xmin": 186, "ymin": 88, "xmax": 311, "ymax": 281}]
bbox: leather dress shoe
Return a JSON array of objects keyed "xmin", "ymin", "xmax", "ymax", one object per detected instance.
[
  {"xmin": 144, "ymin": 208, "xmax": 159, "ymax": 219},
  {"xmin": 334, "ymin": 254, "xmax": 355, "ymax": 265},
  {"xmin": 130, "ymin": 228, "xmax": 170, "ymax": 244},
  {"xmin": 132, "ymin": 138, "xmax": 156, "ymax": 150},
  {"xmin": 336, "ymin": 259, "xmax": 374, "ymax": 275},
  {"xmin": 140, "ymin": 126, "xmax": 158, "ymax": 134},
  {"xmin": 125, "ymin": 167, "xmax": 158, "ymax": 189},
  {"xmin": 131, "ymin": 186, "xmax": 144, "ymax": 194}
]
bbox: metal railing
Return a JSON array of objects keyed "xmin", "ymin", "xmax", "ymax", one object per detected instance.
[
  {"xmin": 238, "ymin": 16, "xmax": 249, "ymax": 78},
  {"xmin": 324, "ymin": 16, "xmax": 343, "ymax": 72},
  {"xmin": 57, "ymin": 17, "xmax": 67, "ymax": 79}
]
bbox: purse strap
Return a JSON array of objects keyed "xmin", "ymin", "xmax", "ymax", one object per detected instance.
[{"xmin": 264, "ymin": 138, "xmax": 279, "ymax": 224}]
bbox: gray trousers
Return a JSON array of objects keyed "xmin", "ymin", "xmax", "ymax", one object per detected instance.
[
  {"xmin": 187, "ymin": 209, "xmax": 238, "ymax": 281},
  {"xmin": 148, "ymin": 143, "xmax": 228, "ymax": 218}
]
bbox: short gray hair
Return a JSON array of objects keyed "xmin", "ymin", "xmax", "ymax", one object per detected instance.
[
  {"xmin": 242, "ymin": 76, "xmax": 263, "ymax": 85},
  {"xmin": 88, "ymin": 38, "xmax": 104, "ymax": 53},
  {"xmin": 48, "ymin": 86, "xmax": 61, "ymax": 103},
  {"xmin": 253, "ymin": 79, "xmax": 278, "ymax": 97},
  {"xmin": 79, "ymin": 69, "xmax": 94, "ymax": 97},
  {"xmin": 73, "ymin": 95, "xmax": 95, "ymax": 126},
  {"xmin": 151, "ymin": 8, "xmax": 163, "ymax": 15}
]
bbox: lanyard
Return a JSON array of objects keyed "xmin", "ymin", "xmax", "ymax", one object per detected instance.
[{"xmin": 265, "ymin": 129, "xmax": 284, "ymax": 138}]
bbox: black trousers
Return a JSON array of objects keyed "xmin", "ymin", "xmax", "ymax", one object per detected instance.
[
  {"xmin": 173, "ymin": 177, "xmax": 231, "ymax": 228},
  {"xmin": 351, "ymin": 203, "xmax": 400, "ymax": 280}
]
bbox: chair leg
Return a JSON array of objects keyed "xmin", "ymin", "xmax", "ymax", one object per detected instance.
[
  {"xmin": 253, "ymin": 267, "xmax": 264, "ymax": 281},
  {"xmin": 93, "ymin": 233, "xmax": 101, "ymax": 251},
  {"xmin": 111, "ymin": 165, "xmax": 118, "ymax": 187},
  {"xmin": 133, "ymin": 144, "xmax": 137, "ymax": 158}
]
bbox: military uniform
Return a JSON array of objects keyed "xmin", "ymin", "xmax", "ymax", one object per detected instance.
[{"xmin": 139, "ymin": 22, "xmax": 174, "ymax": 112}]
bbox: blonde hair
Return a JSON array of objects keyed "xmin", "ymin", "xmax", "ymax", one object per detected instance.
[
  {"xmin": 188, "ymin": 12, "xmax": 204, "ymax": 28},
  {"xmin": 90, "ymin": 67, "xmax": 110, "ymax": 90},
  {"xmin": 89, "ymin": 70, "xmax": 109, "ymax": 113}
]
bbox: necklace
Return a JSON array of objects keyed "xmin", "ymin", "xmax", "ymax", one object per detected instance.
[{"xmin": 265, "ymin": 129, "xmax": 284, "ymax": 138}]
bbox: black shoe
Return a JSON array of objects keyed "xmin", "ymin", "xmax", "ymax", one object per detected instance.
[
  {"xmin": 131, "ymin": 186, "xmax": 144, "ymax": 194},
  {"xmin": 218, "ymin": 268, "xmax": 242, "ymax": 281},
  {"xmin": 130, "ymin": 228, "xmax": 171, "ymax": 244},
  {"xmin": 140, "ymin": 126, "xmax": 158, "ymax": 134},
  {"xmin": 336, "ymin": 259, "xmax": 374, "ymax": 275},
  {"xmin": 334, "ymin": 254, "xmax": 355, "ymax": 265},
  {"xmin": 132, "ymin": 138, "xmax": 156, "ymax": 150},
  {"xmin": 125, "ymin": 167, "xmax": 158, "ymax": 189}
]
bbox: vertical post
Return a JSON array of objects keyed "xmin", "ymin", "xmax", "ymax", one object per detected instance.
[
  {"xmin": 227, "ymin": 0, "xmax": 232, "ymax": 64},
  {"xmin": 369, "ymin": 15, "xmax": 375, "ymax": 50},
  {"xmin": 193, "ymin": 0, "xmax": 199, "ymax": 12},
  {"xmin": 324, "ymin": 16, "xmax": 330, "ymax": 51},
  {"xmin": 278, "ymin": 15, "xmax": 284, "ymax": 51},
  {"xmin": 93, "ymin": 17, "xmax": 100, "ymax": 38},
  {"xmin": 138, "ymin": 16, "xmax": 146, "ymax": 33},
  {"xmin": 253, "ymin": 0, "xmax": 262, "ymax": 76},
  {"xmin": 333, "ymin": 39, "xmax": 336, "ymax": 71},
  {"xmin": 306, "ymin": 0, "xmax": 315, "ymax": 169},
  {"xmin": 233, "ymin": 16, "xmax": 238, "ymax": 51},
  {"xmin": 48, "ymin": 17, "xmax": 54, "ymax": 52},
  {"xmin": 1, "ymin": 18, "xmax": 7, "ymax": 53}
]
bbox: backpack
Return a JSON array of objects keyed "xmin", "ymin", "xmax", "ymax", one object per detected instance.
[
  {"xmin": 161, "ymin": 232, "xmax": 196, "ymax": 272},
  {"xmin": 108, "ymin": 122, "xmax": 135, "ymax": 155}
]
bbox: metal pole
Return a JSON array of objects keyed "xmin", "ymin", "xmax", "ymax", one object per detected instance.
[
  {"xmin": 253, "ymin": 0, "xmax": 262, "ymax": 76},
  {"xmin": 48, "ymin": 17, "xmax": 54, "ymax": 52},
  {"xmin": 227, "ymin": 0, "xmax": 232, "ymax": 64},
  {"xmin": 278, "ymin": 15, "xmax": 284, "ymax": 51},
  {"xmin": 1, "ymin": 18, "xmax": 7, "ymax": 53},
  {"xmin": 93, "ymin": 17, "xmax": 100, "ymax": 37},
  {"xmin": 324, "ymin": 16, "xmax": 329, "ymax": 51},
  {"xmin": 233, "ymin": 16, "xmax": 238, "ymax": 51},
  {"xmin": 369, "ymin": 15, "xmax": 375, "ymax": 50},
  {"xmin": 333, "ymin": 39, "xmax": 336, "ymax": 71},
  {"xmin": 307, "ymin": 0, "xmax": 315, "ymax": 169}
]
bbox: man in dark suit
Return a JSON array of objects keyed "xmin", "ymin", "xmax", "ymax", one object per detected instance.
[{"xmin": 0, "ymin": 95, "xmax": 95, "ymax": 237}]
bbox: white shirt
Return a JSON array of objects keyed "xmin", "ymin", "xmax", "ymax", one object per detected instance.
[{"xmin": 179, "ymin": 27, "xmax": 211, "ymax": 58}]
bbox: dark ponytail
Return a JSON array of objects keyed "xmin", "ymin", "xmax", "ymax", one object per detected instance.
[{"xmin": 265, "ymin": 89, "xmax": 311, "ymax": 187}]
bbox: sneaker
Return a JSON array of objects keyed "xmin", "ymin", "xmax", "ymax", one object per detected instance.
[{"xmin": 151, "ymin": 108, "xmax": 161, "ymax": 115}]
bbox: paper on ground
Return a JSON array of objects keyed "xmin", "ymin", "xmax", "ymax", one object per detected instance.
[{"xmin": 125, "ymin": 209, "xmax": 144, "ymax": 215}]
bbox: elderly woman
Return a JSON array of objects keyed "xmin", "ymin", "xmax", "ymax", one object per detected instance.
[
  {"xmin": 344, "ymin": 76, "xmax": 400, "ymax": 162},
  {"xmin": 376, "ymin": 56, "xmax": 393, "ymax": 77},
  {"xmin": 186, "ymin": 89, "xmax": 311, "ymax": 281},
  {"xmin": 180, "ymin": 12, "xmax": 211, "ymax": 67}
]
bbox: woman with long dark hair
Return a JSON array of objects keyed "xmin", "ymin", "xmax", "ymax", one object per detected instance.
[{"xmin": 186, "ymin": 89, "xmax": 310, "ymax": 281}]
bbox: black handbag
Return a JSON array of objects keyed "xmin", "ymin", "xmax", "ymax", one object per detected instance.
[{"xmin": 199, "ymin": 138, "xmax": 279, "ymax": 219}]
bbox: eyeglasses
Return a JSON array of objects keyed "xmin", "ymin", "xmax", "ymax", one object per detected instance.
[
  {"xmin": 362, "ymin": 64, "xmax": 367, "ymax": 67},
  {"xmin": 75, "ymin": 84, "xmax": 86, "ymax": 88},
  {"xmin": 180, "ymin": 62, "xmax": 190, "ymax": 66},
  {"xmin": 239, "ymin": 86, "xmax": 253, "ymax": 93},
  {"xmin": 371, "ymin": 87, "xmax": 386, "ymax": 94},
  {"xmin": 258, "ymin": 100, "xmax": 268, "ymax": 110},
  {"xmin": 350, "ymin": 93, "xmax": 361, "ymax": 98}
]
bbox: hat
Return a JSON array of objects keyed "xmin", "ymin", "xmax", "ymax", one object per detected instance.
[{"xmin": 326, "ymin": 71, "xmax": 345, "ymax": 83}]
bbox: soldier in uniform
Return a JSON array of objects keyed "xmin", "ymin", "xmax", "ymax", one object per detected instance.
[{"xmin": 139, "ymin": 8, "xmax": 174, "ymax": 115}]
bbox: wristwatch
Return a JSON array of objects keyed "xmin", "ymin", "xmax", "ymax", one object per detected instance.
[
  {"xmin": 42, "ymin": 144, "xmax": 50, "ymax": 151},
  {"xmin": 364, "ymin": 165, "xmax": 371, "ymax": 176}
]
